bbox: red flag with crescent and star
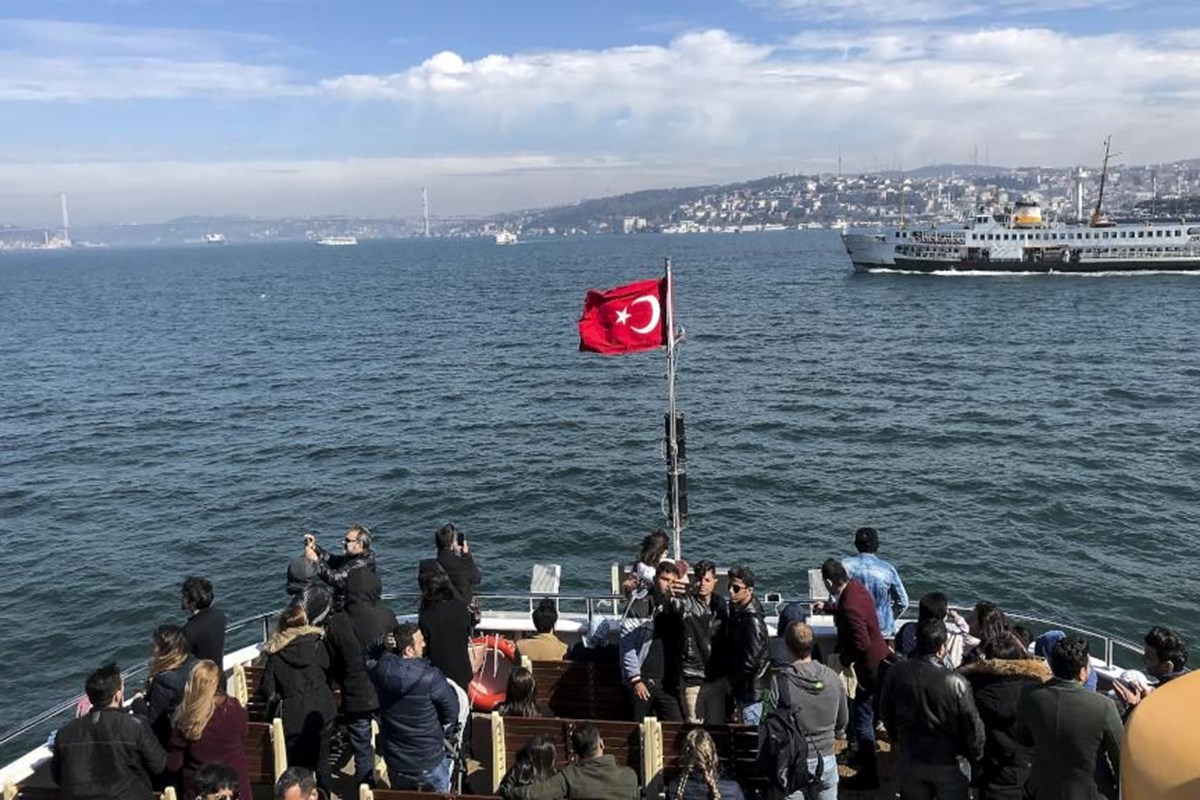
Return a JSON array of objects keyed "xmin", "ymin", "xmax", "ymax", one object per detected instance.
[{"xmin": 578, "ymin": 277, "xmax": 667, "ymax": 355}]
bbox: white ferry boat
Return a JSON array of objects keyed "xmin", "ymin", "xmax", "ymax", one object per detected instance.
[
  {"xmin": 843, "ymin": 203, "xmax": 1200, "ymax": 274},
  {"xmin": 316, "ymin": 236, "xmax": 358, "ymax": 246},
  {"xmin": 203, "ymin": 233, "xmax": 227, "ymax": 245},
  {"xmin": 845, "ymin": 138, "xmax": 1200, "ymax": 275},
  {"xmin": 494, "ymin": 230, "xmax": 518, "ymax": 245}
]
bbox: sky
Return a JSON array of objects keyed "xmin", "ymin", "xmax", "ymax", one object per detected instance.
[{"xmin": 3, "ymin": 0, "xmax": 1200, "ymax": 226}]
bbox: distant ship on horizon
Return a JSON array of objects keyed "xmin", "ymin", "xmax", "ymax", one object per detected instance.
[
  {"xmin": 203, "ymin": 233, "xmax": 226, "ymax": 244},
  {"xmin": 316, "ymin": 235, "xmax": 358, "ymax": 246},
  {"xmin": 495, "ymin": 230, "xmax": 518, "ymax": 245}
]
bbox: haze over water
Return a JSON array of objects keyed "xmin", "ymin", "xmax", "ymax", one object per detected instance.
[{"xmin": 2, "ymin": 232, "xmax": 1198, "ymax": 744}]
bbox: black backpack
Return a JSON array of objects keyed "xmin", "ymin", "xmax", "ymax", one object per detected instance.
[{"xmin": 756, "ymin": 674, "xmax": 823, "ymax": 793}]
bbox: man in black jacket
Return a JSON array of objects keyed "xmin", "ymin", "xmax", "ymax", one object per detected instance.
[
  {"xmin": 725, "ymin": 564, "xmax": 768, "ymax": 724},
  {"xmin": 417, "ymin": 522, "xmax": 481, "ymax": 603},
  {"xmin": 325, "ymin": 569, "xmax": 398, "ymax": 787},
  {"xmin": 879, "ymin": 620, "xmax": 984, "ymax": 800},
  {"xmin": 679, "ymin": 559, "xmax": 728, "ymax": 723},
  {"xmin": 304, "ymin": 524, "xmax": 377, "ymax": 610},
  {"xmin": 181, "ymin": 576, "xmax": 226, "ymax": 667},
  {"xmin": 52, "ymin": 662, "xmax": 166, "ymax": 800}
]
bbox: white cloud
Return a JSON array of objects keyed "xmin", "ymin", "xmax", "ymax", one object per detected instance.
[
  {"xmin": 0, "ymin": 19, "xmax": 304, "ymax": 100},
  {"xmin": 745, "ymin": 0, "xmax": 1135, "ymax": 23}
]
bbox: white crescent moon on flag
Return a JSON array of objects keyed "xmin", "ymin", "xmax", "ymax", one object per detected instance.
[{"xmin": 629, "ymin": 295, "xmax": 661, "ymax": 334}]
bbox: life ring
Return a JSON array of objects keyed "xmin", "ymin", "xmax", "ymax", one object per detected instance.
[{"xmin": 467, "ymin": 634, "xmax": 517, "ymax": 711}]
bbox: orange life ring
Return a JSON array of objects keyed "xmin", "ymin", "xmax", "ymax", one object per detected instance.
[{"xmin": 467, "ymin": 634, "xmax": 517, "ymax": 711}]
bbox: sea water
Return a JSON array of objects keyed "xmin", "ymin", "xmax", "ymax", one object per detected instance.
[{"xmin": 1, "ymin": 232, "xmax": 1197, "ymax": 743}]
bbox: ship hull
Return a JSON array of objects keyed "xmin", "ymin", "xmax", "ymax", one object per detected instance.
[{"xmin": 881, "ymin": 257, "xmax": 1200, "ymax": 274}]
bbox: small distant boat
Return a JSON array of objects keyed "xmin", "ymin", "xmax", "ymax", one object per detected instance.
[
  {"xmin": 494, "ymin": 230, "xmax": 518, "ymax": 245},
  {"xmin": 316, "ymin": 236, "xmax": 358, "ymax": 246},
  {"xmin": 203, "ymin": 233, "xmax": 226, "ymax": 244}
]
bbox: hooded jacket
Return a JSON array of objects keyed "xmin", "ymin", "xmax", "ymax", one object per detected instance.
[
  {"xmin": 767, "ymin": 660, "xmax": 849, "ymax": 756},
  {"xmin": 370, "ymin": 652, "xmax": 459, "ymax": 776},
  {"xmin": 960, "ymin": 657, "xmax": 1051, "ymax": 800},
  {"xmin": 726, "ymin": 596, "xmax": 769, "ymax": 701},
  {"xmin": 260, "ymin": 626, "xmax": 336, "ymax": 737},
  {"xmin": 325, "ymin": 571, "xmax": 398, "ymax": 714},
  {"xmin": 879, "ymin": 654, "xmax": 985, "ymax": 766}
]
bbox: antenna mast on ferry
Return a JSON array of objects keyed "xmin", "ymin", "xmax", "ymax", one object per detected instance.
[{"xmin": 1091, "ymin": 135, "xmax": 1120, "ymax": 227}]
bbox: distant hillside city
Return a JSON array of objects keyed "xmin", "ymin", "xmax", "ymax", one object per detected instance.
[{"xmin": 5, "ymin": 159, "xmax": 1200, "ymax": 250}]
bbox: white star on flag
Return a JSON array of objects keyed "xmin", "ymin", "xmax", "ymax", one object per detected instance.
[{"xmin": 615, "ymin": 307, "xmax": 631, "ymax": 325}]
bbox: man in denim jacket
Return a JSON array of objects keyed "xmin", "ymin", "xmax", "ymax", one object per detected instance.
[{"xmin": 842, "ymin": 527, "xmax": 909, "ymax": 640}]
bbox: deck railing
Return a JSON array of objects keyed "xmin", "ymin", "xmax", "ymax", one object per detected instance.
[{"xmin": 0, "ymin": 592, "xmax": 1145, "ymax": 762}]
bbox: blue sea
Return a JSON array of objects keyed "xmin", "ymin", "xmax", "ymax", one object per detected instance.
[{"xmin": 2, "ymin": 232, "xmax": 1198, "ymax": 750}]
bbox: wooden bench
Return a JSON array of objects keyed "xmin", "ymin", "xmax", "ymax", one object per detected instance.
[
  {"xmin": 478, "ymin": 713, "xmax": 648, "ymax": 794},
  {"xmin": 4, "ymin": 787, "xmax": 177, "ymax": 800},
  {"xmin": 528, "ymin": 660, "xmax": 627, "ymax": 720},
  {"xmin": 232, "ymin": 664, "xmax": 272, "ymax": 722},
  {"xmin": 232, "ymin": 663, "xmax": 342, "ymax": 725},
  {"xmin": 360, "ymin": 791, "xmax": 498, "ymax": 800},
  {"xmin": 245, "ymin": 718, "xmax": 288, "ymax": 786},
  {"xmin": 651, "ymin": 721, "xmax": 764, "ymax": 799}
]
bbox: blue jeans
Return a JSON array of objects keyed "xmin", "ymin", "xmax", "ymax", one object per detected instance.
[
  {"xmin": 346, "ymin": 714, "xmax": 375, "ymax": 784},
  {"xmin": 738, "ymin": 699, "xmax": 763, "ymax": 726},
  {"xmin": 851, "ymin": 686, "xmax": 877, "ymax": 770},
  {"xmin": 389, "ymin": 754, "xmax": 452, "ymax": 793},
  {"xmin": 783, "ymin": 754, "xmax": 839, "ymax": 800}
]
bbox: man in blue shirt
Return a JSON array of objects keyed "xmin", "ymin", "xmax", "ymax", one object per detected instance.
[{"xmin": 842, "ymin": 527, "xmax": 909, "ymax": 640}]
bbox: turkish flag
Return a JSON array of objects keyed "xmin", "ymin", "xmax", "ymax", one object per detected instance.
[{"xmin": 578, "ymin": 277, "xmax": 667, "ymax": 355}]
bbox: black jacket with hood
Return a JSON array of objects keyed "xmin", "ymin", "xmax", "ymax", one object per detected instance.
[
  {"xmin": 960, "ymin": 657, "xmax": 1052, "ymax": 800},
  {"xmin": 325, "ymin": 570, "xmax": 399, "ymax": 715},
  {"xmin": 767, "ymin": 660, "xmax": 848, "ymax": 756},
  {"xmin": 260, "ymin": 626, "xmax": 336, "ymax": 738}
]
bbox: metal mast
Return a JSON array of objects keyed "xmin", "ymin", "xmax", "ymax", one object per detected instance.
[{"xmin": 663, "ymin": 257, "xmax": 687, "ymax": 560}]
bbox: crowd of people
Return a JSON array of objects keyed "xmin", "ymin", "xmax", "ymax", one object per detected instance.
[{"xmin": 45, "ymin": 523, "xmax": 1191, "ymax": 800}]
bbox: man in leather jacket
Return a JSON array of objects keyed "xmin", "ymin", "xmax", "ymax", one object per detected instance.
[
  {"xmin": 879, "ymin": 620, "xmax": 985, "ymax": 800},
  {"xmin": 725, "ymin": 564, "xmax": 768, "ymax": 724},
  {"xmin": 304, "ymin": 525, "xmax": 377, "ymax": 610},
  {"xmin": 678, "ymin": 559, "xmax": 729, "ymax": 723}
]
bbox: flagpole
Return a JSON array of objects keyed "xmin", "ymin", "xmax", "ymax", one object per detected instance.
[{"xmin": 664, "ymin": 256, "xmax": 685, "ymax": 561}]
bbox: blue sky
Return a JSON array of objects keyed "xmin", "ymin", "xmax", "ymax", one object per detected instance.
[{"xmin": 2, "ymin": 0, "xmax": 1199, "ymax": 225}]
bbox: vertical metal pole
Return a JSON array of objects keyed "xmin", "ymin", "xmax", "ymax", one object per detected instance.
[{"xmin": 664, "ymin": 257, "xmax": 682, "ymax": 561}]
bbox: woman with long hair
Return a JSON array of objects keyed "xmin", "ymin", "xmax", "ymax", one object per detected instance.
[
  {"xmin": 498, "ymin": 734, "xmax": 558, "ymax": 798},
  {"xmin": 417, "ymin": 567, "xmax": 473, "ymax": 691},
  {"xmin": 668, "ymin": 728, "xmax": 745, "ymax": 800},
  {"xmin": 260, "ymin": 596, "xmax": 336, "ymax": 794},
  {"xmin": 134, "ymin": 624, "xmax": 198, "ymax": 746},
  {"xmin": 496, "ymin": 667, "xmax": 549, "ymax": 718},
  {"xmin": 963, "ymin": 601, "xmax": 1010, "ymax": 664},
  {"xmin": 960, "ymin": 632, "xmax": 1051, "ymax": 799},
  {"xmin": 624, "ymin": 529, "xmax": 671, "ymax": 596},
  {"xmin": 165, "ymin": 660, "xmax": 251, "ymax": 799}
]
